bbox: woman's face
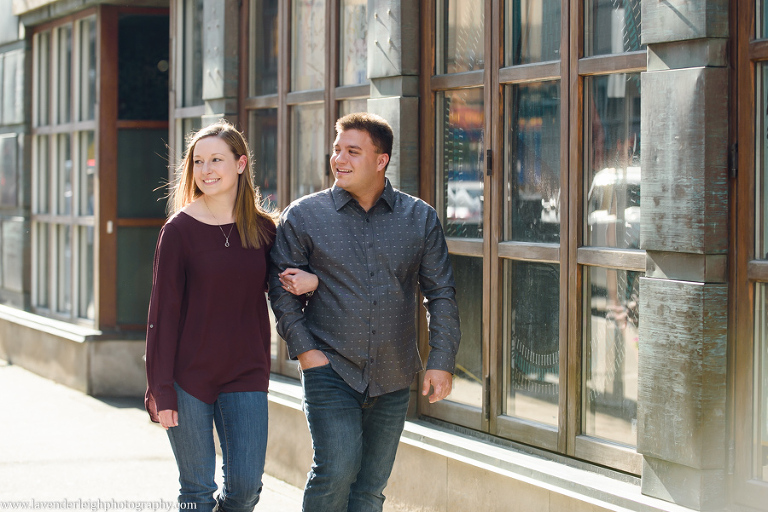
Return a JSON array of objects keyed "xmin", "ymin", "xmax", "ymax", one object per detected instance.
[{"xmin": 192, "ymin": 136, "xmax": 246, "ymax": 202}]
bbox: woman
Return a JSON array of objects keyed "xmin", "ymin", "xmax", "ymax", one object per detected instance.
[{"xmin": 144, "ymin": 120, "xmax": 316, "ymax": 512}]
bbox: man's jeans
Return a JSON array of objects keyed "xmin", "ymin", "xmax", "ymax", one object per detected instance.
[
  {"xmin": 301, "ymin": 364, "xmax": 411, "ymax": 512},
  {"xmin": 167, "ymin": 383, "xmax": 268, "ymax": 512}
]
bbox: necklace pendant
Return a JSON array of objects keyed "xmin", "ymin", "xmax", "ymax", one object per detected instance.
[{"xmin": 225, "ymin": 239, "xmax": 230, "ymax": 248}]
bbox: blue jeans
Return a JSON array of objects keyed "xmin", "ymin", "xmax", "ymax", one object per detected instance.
[
  {"xmin": 167, "ymin": 383, "xmax": 268, "ymax": 512},
  {"xmin": 301, "ymin": 364, "xmax": 411, "ymax": 512}
]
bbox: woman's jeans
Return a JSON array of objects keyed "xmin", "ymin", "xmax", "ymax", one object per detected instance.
[
  {"xmin": 301, "ymin": 364, "xmax": 411, "ymax": 512},
  {"xmin": 167, "ymin": 383, "xmax": 268, "ymax": 512}
]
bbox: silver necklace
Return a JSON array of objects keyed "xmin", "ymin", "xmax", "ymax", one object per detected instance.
[{"xmin": 203, "ymin": 198, "xmax": 235, "ymax": 247}]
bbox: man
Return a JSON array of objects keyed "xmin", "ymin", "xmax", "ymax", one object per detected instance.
[{"xmin": 269, "ymin": 112, "xmax": 460, "ymax": 512}]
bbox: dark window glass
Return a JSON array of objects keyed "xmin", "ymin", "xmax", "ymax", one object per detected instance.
[
  {"xmin": 117, "ymin": 129, "xmax": 168, "ymax": 218},
  {"xmin": 118, "ymin": 15, "xmax": 169, "ymax": 120}
]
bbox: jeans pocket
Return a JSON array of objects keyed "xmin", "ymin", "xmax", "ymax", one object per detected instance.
[{"xmin": 301, "ymin": 362, "xmax": 332, "ymax": 374}]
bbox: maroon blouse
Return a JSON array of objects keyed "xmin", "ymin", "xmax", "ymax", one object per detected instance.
[{"xmin": 144, "ymin": 211, "xmax": 275, "ymax": 422}]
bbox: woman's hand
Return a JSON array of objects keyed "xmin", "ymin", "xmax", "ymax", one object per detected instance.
[
  {"xmin": 158, "ymin": 409, "xmax": 178, "ymax": 430},
  {"xmin": 279, "ymin": 268, "xmax": 319, "ymax": 296}
]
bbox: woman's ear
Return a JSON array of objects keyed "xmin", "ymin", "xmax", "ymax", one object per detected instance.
[{"xmin": 238, "ymin": 154, "xmax": 247, "ymax": 174}]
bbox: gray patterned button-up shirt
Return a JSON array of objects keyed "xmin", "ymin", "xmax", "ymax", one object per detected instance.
[{"xmin": 268, "ymin": 180, "xmax": 460, "ymax": 396}]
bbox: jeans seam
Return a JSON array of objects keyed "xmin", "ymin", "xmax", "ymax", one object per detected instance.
[{"xmin": 216, "ymin": 398, "xmax": 231, "ymax": 502}]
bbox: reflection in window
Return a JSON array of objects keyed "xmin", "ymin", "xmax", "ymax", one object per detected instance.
[
  {"xmin": 340, "ymin": 0, "xmax": 368, "ymax": 86},
  {"xmin": 291, "ymin": 103, "xmax": 325, "ymax": 200},
  {"xmin": 57, "ymin": 25, "xmax": 72, "ymax": 125},
  {"xmin": 79, "ymin": 17, "xmax": 97, "ymax": 121},
  {"xmin": 0, "ymin": 135, "xmax": 17, "ymax": 208},
  {"xmin": 249, "ymin": 109, "xmax": 278, "ymax": 209},
  {"xmin": 35, "ymin": 31, "xmax": 50, "ymax": 126},
  {"xmin": 182, "ymin": 0, "xmax": 204, "ymax": 107},
  {"xmin": 584, "ymin": 0, "xmax": 643, "ymax": 57},
  {"xmin": 436, "ymin": 0, "xmax": 485, "ymax": 74},
  {"xmin": 504, "ymin": 81, "xmax": 560, "ymax": 243},
  {"xmin": 250, "ymin": 0, "xmax": 279, "ymax": 96},
  {"xmin": 35, "ymin": 136, "xmax": 50, "ymax": 214},
  {"xmin": 79, "ymin": 226, "xmax": 94, "ymax": 320},
  {"xmin": 79, "ymin": 132, "xmax": 95, "ymax": 216},
  {"xmin": 292, "ymin": 0, "xmax": 326, "ymax": 91},
  {"xmin": 585, "ymin": 74, "xmax": 641, "ymax": 249},
  {"xmin": 449, "ymin": 254, "xmax": 483, "ymax": 408},
  {"xmin": 57, "ymin": 134, "xmax": 72, "ymax": 216},
  {"xmin": 36, "ymin": 224, "xmax": 49, "ymax": 309},
  {"xmin": 504, "ymin": 260, "xmax": 559, "ymax": 426},
  {"xmin": 584, "ymin": 266, "xmax": 640, "ymax": 446},
  {"xmin": 437, "ymin": 88, "xmax": 484, "ymax": 239},
  {"xmin": 754, "ymin": 284, "xmax": 768, "ymax": 481},
  {"xmin": 505, "ymin": 0, "xmax": 561, "ymax": 66},
  {"xmin": 57, "ymin": 225, "xmax": 72, "ymax": 315}
]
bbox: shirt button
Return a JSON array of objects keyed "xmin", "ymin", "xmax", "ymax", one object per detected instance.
[
  {"xmin": 149, "ymin": 324, "xmax": 154, "ymax": 329},
  {"xmin": 366, "ymin": 218, "xmax": 370, "ymax": 223},
  {"xmin": 372, "ymin": 330, "xmax": 376, "ymax": 335},
  {"xmin": 373, "ymin": 301, "xmax": 377, "ymax": 305},
  {"xmin": 370, "ymin": 272, "xmax": 374, "ymax": 277}
]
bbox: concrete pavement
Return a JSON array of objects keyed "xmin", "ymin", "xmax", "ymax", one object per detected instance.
[{"xmin": 0, "ymin": 360, "xmax": 303, "ymax": 511}]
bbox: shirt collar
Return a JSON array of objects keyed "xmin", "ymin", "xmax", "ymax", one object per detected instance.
[{"xmin": 331, "ymin": 179, "xmax": 396, "ymax": 212}]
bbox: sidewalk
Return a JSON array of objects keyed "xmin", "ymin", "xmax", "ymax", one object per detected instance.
[{"xmin": 0, "ymin": 360, "xmax": 303, "ymax": 511}]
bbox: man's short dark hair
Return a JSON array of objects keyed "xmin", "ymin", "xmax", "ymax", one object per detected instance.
[{"xmin": 335, "ymin": 113, "xmax": 394, "ymax": 168}]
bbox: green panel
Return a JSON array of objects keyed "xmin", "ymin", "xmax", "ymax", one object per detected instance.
[
  {"xmin": 117, "ymin": 129, "xmax": 168, "ymax": 218},
  {"xmin": 117, "ymin": 226, "xmax": 160, "ymax": 325}
]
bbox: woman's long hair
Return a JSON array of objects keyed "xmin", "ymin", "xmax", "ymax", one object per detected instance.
[{"xmin": 169, "ymin": 120, "xmax": 276, "ymax": 249}]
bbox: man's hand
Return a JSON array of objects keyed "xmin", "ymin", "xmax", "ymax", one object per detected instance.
[
  {"xmin": 158, "ymin": 409, "xmax": 178, "ymax": 430},
  {"xmin": 421, "ymin": 369, "xmax": 453, "ymax": 403},
  {"xmin": 298, "ymin": 349, "xmax": 329, "ymax": 370}
]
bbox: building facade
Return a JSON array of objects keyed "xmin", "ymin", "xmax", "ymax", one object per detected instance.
[{"xmin": 0, "ymin": 0, "xmax": 764, "ymax": 511}]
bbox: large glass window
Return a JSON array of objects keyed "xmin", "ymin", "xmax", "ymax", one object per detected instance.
[
  {"xmin": 292, "ymin": 0, "xmax": 326, "ymax": 91},
  {"xmin": 426, "ymin": 0, "xmax": 645, "ymax": 471},
  {"xmin": 181, "ymin": 0, "xmax": 203, "ymax": 107},
  {"xmin": 250, "ymin": 0, "xmax": 279, "ymax": 96},
  {"xmin": 340, "ymin": 0, "xmax": 368, "ymax": 86}
]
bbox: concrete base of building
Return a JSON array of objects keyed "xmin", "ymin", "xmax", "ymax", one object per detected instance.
[{"xmin": 0, "ymin": 304, "xmax": 146, "ymax": 396}]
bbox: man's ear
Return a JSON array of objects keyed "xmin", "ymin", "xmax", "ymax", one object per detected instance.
[{"xmin": 377, "ymin": 153, "xmax": 390, "ymax": 172}]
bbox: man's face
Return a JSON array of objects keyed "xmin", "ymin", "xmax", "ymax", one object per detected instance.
[{"xmin": 330, "ymin": 129, "xmax": 389, "ymax": 201}]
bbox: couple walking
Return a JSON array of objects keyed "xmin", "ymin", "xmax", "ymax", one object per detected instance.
[{"xmin": 144, "ymin": 112, "xmax": 461, "ymax": 512}]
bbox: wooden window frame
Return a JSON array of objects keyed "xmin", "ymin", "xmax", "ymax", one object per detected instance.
[
  {"xmin": 733, "ymin": 0, "xmax": 768, "ymax": 507},
  {"xmin": 419, "ymin": 0, "xmax": 644, "ymax": 475}
]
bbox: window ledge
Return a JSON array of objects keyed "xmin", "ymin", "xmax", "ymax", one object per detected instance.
[
  {"xmin": 268, "ymin": 373, "xmax": 693, "ymax": 512},
  {"xmin": 0, "ymin": 305, "xmax": 101, "ymax": 343}
]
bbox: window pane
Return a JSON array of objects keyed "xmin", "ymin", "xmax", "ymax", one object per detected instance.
[
  {"xmin": 3, "ymin": 49, "xmax": 24, "ymax": 125},
  {"xmin": 503, "ymin": 260, "xmax": 559, "ymax": 426},
  {"xmin": 436, "ymin": 88, "xmax": 484, "ymax": 239},
  {"xmin": 117, "ymin": 130, "xmax": 168, "ymax": 218},
  {"xmin": 57, "ymin": 224, "xmax": 72, "ymax": 315},
  {"xmin": 118, "ymin": 15, "xmax": 169, "ymax": 120},
  {"xmin": 584, "ymin": 267, "xmax": 641, "ymax": 446},
  {"xmin": 436, "ymin": 0, "xmax": 485, "ymax": 74},
  {"xmin": 760, "ymin": 0, "xmax": 768, "ymax": 39},
  {"xmin": 35, "ymin": 135, "xmax": 50, "ymax": 214},
  {"xmin": 504, "ymin": 81, "xmax": 560, "ymax": 243},
  {"xmin": 250, "ymin": 0, "xmax": 279, "ymax": 96},
  {"xmin": 449, "ymin": 254, "xmax": 483, "ymax": 408},
  {"xmin": 56, "ymin": 25, "xmax": 72, "ymax": 124},
  {"xmin": 292, "ymin": 0, "xmax": 326, "ymax": 91},
  {"xmin": 36, "ymin": 31, "xmax": 50, "ymax": 126},
  {"xmin": 757, "ymin": 64, "xmax": 768, "ymax": 259},
  {"xmin": 249, "ymin": 109, "xmax": 278, "ymax": 209},
  {"xmin": 505, "ymin": 0, "xmax": 561, "ymax": 66},
  {"xmin": 79, "ymin": 17, "xmax": 97, "ymax": 122},
  {"xmin": 585, "ymin": 74, "xmax": 641, "ymax": 249},
  {"xmin": 78, "ymin": 226, "xmax": 94, "ymax": 320},
  {"xmin": 35, "ymin": 223, "xmax": 49, "ymax": 309},
  {"xmin": 0, "ymin": 134, "xmax": 18, "ymax": 208},
  {"xmin": 755, "ymin": 284, "xmax": 768, "ymax": 481},
  {"xmin": 290, "ymin": 103, "xmax": 325, "ymax": 200},
  {"xmin": 182, "ymin": 0, "xmax": 204, "ymax": 107},
  {"xmin": 79, "ymin": 131, "xmax": 95, "ymax": 216},
  {"xmin": 57, "ymin": 134, "xmax": 72, "ymax": 216},
  {"xmin": 117, "ymin": 227, "xmax": 161, "ymax": 324},
  {"xmin": 339, "ymin": 0, "xmax": 368, "ymax": 86},
  {"xmin": 338, "ymin": 98, "xmax": 367, "ymax": 118},
  {"xmin": 584, "ymin": 0, "xmax": 644, "ymax": 57}
]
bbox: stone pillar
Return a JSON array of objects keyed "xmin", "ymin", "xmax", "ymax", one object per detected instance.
[
  {"xmin": 637, "ymin": 1, "xmax": 729, "ymax": 510},
  {"xmin": 201, "ymin": 0, "xmax": 239, "ymax": 126},
  {"xmin": 366, "ymin": 0, "xmax": 419, "ymax": 196}
]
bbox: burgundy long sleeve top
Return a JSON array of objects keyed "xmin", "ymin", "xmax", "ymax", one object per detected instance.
[{"xmin": 144, "ymin": 211, "xmax": 275, "ymax": 422}]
